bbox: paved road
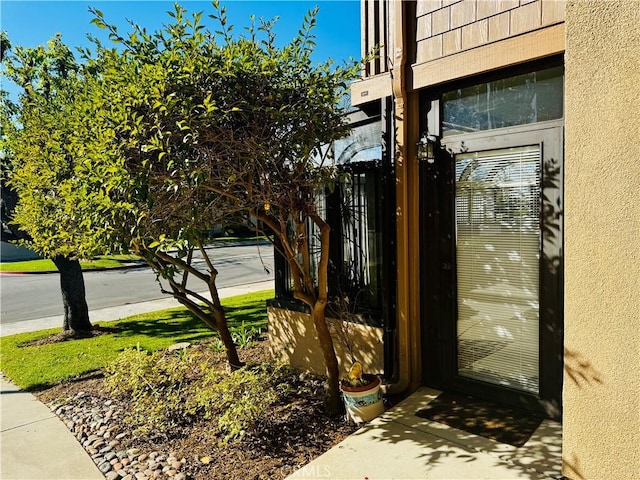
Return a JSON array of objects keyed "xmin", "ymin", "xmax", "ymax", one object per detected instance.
[{"xmin": 0, "ymin": 243, "xmax": 274, "ymax": 325}]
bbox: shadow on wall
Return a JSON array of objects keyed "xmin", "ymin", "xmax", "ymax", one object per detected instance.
[
  {"xmin": 562, "ymin": 348, "xmax": 603, "ymax": 480},
  {"xmin": 267, "ymin": 306, "xmax": 383, "ymax": 378},
  {"xmin": 563, "ymin": 452, "xmax": 585, "ymax": 480},
  {"xmin": 564, "ymin": 347, "xmax": 603, "ymax": 389}
]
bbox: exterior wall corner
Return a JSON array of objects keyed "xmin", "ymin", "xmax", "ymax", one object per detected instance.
[{"xmin": 563, "ymin": 1, "xmax": 640, "ymax": 478}]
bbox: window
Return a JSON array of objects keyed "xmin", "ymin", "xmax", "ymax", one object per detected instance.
[
  {"xmin": 455, "ymin": 146, "xmax": 542, "ymax": 394},
  {"xmin": 329, "ymin": 162, "xmax": 384, "ymax": 313},
  {"xmin": 274, "ymin": 115, "xmax": 392, "ymax": 324},
  {"xmin": 443, "ymin": 66, "xmax": 564, "ymax": 136},
  {"xmin": 275, "ymin": 163, "xmax": 385, "ymax": 316}
]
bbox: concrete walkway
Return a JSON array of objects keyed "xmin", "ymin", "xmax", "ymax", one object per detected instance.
[
  {"xmin": 0, "ymin": 376, "xmax": 103, "ymax": 480},
  {"xmin": 288, "ymin": 387, "xmax": 563, "ymax": 480}
]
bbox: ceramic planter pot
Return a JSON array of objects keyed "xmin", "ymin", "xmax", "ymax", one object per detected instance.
[{"xmin": 340, "ymin": 373, "xmax": 384, "ymax": 423}]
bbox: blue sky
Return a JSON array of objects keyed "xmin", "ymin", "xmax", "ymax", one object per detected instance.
[{"xmin": 1, "ymin": 1, "xmax": 361, "ymax": 96}]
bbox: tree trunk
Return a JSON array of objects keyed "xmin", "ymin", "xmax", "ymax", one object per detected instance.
[
  {"xmin": 311, "ymin": 301, "xmax": 343, "ymax": 416},
  {"xmin": 52, "ymin": 255, "xmax": 92, "ymax": 334},
  {"xmin": 141, "ymin": 248, "xmax": 243, "ymax": 371},
  {"xmin": 212, "ymin": 305, "xmax": 243, "ymax": 369}
]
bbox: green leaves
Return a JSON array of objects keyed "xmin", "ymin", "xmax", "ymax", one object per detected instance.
[{"xmin": 2, "ymin": 1, "xmax": 364, "ymax": 269}]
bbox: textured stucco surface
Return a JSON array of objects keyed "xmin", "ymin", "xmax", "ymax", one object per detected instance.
[
  {"xmin": 564, "ymin": 1, "xmax": 640, "ymax": 479},
  {"xmin": 268, "ymin": 307, "xmax": 384, "ymax": 378}
]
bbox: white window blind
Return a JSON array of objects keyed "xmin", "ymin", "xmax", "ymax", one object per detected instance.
[{"xmin": 455, "ymin": 146, "xmax": 541, "ymax": 394}]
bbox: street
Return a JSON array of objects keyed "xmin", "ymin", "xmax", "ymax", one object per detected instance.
[{"xmin": 0, "ymin": 243, "xmax": 274, "ymax": 325}]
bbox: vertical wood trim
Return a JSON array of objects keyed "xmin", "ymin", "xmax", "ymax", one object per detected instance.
[
  {"xmin": 389, "ymin": 0, "xmax": 421, "ymax": 393},
  {"xmin": 406, "ymin": 88, "xmax": 422, "ymax": 389},
  {"xmin": 368, "ymin": 0, "xmax": 377, "ymax": 75},
  {"xmin": 361, "ymin": 0, "xmax": 368, "ymax": 76},
  {"xmin": 374, "ymin": 0, "xmax": 381, "ymax": 73},
  {"xmin": 379, "ymin": 0, "xmax": 387, "ymax": 72},
  {"xmin": 388, "ymin": 0, "xmax": 395, "ymax": 71},
  {"xmin": 389, "ymin": 0, "xmax": 412, "ymax": 394}
]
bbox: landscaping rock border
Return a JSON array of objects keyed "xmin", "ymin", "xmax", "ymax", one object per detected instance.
[{"xmin": 47, "ymin": 391, "xmax": 190, "ymax": 480}]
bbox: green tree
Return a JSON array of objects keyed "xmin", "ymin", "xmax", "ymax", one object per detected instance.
[
  {"xmin": 1, "ymin": 35, "xmax": 101, "ymax": 334},
  {"xmin": 88, "ymin": 3, "xmax": 362, "ymax": 413},
  {"xmin": 72, "ymin": 6, "xmax": 249, "ymax": 368}
]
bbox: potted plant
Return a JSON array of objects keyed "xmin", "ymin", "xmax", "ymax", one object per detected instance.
[{"xmin": 340, "ymin": 361, "xmax": 384, "ymax": 423}]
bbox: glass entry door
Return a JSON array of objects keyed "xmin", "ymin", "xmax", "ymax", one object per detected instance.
[
  {"xmin": 455, "ymin": 146, "xmax": 541, "ymax": 394},
  {"xmin": 421, "ymin": 122, "xmax": 563, "ymax": 418}
]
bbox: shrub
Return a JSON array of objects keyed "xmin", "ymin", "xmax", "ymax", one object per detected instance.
[
  {"xmin": 104, "ymin": 346, "xmax": 293, "ymax": 442},
  {"xmin": 231, "ymin": 321, "xmax": 263, "ymax": 348},
  {"xmin": 104, "ymin": 346, "xmax": 202, "ymax": 435}
]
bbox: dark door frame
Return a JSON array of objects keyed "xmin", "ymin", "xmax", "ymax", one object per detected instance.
[{"xmin": 420, "ymin": 121, "xmax": 564, "ymax": 420}]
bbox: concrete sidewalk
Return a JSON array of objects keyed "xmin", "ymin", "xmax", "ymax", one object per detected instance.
[
  {"xmin": 288, "ymin": 387, "xmax": 563, "ymax": 480},
  {"xmin": 0, "ymin": 375, "xmax": 103, "ymax": 480}
]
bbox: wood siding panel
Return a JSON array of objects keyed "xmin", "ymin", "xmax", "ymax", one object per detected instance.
[
  {"xmin": 417, "ymin": 35, "xmax": 444, "ymax": 63},
  {"xmin": 478, "ymin": 0, "xmax": 498, "ymax": 20},
  {"xmin": 358, "ymin": 0, "xmax": 565, "ymax": 88},
  {"xmin": 542, "ymin": 0, "xmax": 565, "ymax": 25},
  {"xmin": 462, "ymin": 18, "xmax": 489, "ymax": 50},
  {"xmin": 367, "ymin": 0, "xmax": 377, "ymax": 75},
  {"xmin": 498, "ymin": 0, "xmax": 519, "ymax": 13},
  {"xmin": 511, "ymin": 1, "xmax": 542, "ymax": 35},
  {"xmin": 489, "ymin": 11, "xmax": 511, "ymax": 42},
  {"xmin": 432, "ymin": 6, "xmax": 451, "ymax": 35},
  {"xmin": 361, "ymin": 0, "xmax": 391, "ymax": 78},
  {"xmin": 413, "ymin": 1, "xmax": 561, "ymax": 69},
  {"xmin": 443, "ymin": 28, "xmax": 462, "ymax": 56},
  {"xmin": 379, "ymin": 0, "xmax": 387, "ymax": 71},
  {"xmin": 451, "ymin": 0, "xmax": 476, "ymax": 28},
  {"xmin": 417, "ymin": 0, "xmax": 443, "ymax": 16},
  {"xmin": 413, "ymin": 23, "xmax": 565, "ymax": 89},
  {"xmin": 361, "ymin": 0, "xmax": 367, "ymax": 76},
  {"xmin": 417, "ymin": 13, "xmax": 432, "ymax": 39}
]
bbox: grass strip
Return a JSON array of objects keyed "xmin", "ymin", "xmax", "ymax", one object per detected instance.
[
  {"xmin": 0, "ymin": 255, "xmax": 141, "ymax": 272},
  {"xmin": 0, "ymin": 290, "xmax": 273, "ymax": 391}
]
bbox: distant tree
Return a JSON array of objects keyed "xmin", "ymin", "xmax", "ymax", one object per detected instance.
[
  {"xmin": 88, "ymin": 2, "xmax": 362, "ymax": 413},
  {"xmin": 0, "ymin": 91, "xmax": 24, "ymax": 243},
  {"xmin": 0, "ymin": 31, "xmax": 10, "ymax": 62}
]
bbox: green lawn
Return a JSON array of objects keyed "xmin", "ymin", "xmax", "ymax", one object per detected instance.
[
  {"xmin": 0, "ymin": 290, "xmax": 273, "ymax": 391},
  {"xmin": 0, "ymin": 255, "xmax": 141, "ymax": 272}
]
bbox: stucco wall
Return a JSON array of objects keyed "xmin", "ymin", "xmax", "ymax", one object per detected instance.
[
  {"xmin": 564, "ymin": 1, "xmax": 640, "ymax": 479},
  {"xmin": 268, "ymin": 307, "xmax": 384, "ymax": 379}
]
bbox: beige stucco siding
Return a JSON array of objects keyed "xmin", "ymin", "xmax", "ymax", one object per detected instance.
[
  {"xmin": 563, "ymin": 1, "xmax": 640, "ymax": 479},
  {"xmin": 268, "ymin": 307, "xmax": 384, "ymax": 378}
]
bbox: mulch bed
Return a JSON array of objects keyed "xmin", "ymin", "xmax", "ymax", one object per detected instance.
[{"xmin": 37, "ymin": 339, "xmax": 359, "ymax": 480}]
